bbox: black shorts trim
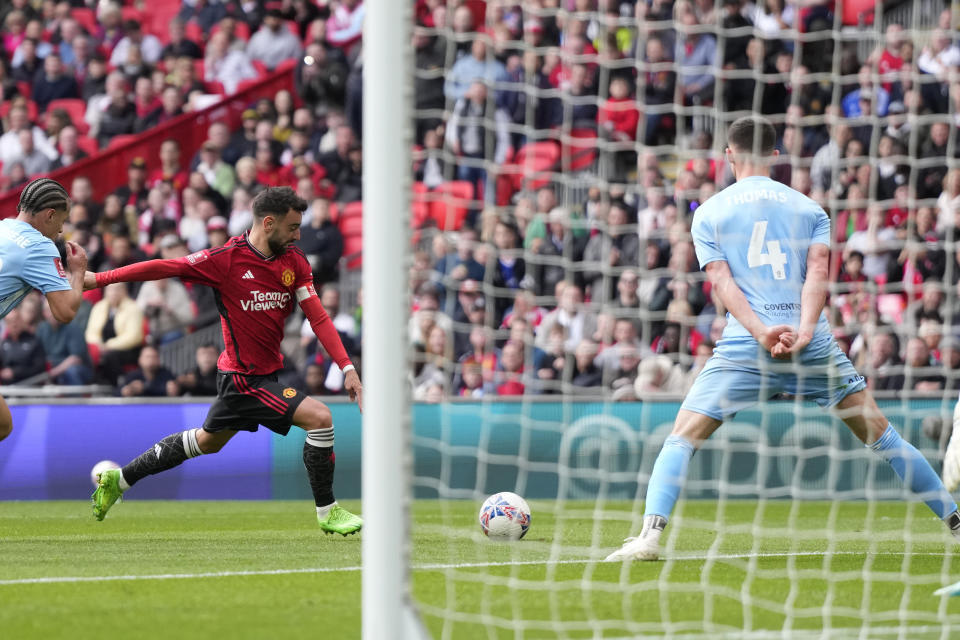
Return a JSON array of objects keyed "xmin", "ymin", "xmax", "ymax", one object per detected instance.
[{"xmin": 201, "ymin": 371, "xmax": 308, "ymax": 436}]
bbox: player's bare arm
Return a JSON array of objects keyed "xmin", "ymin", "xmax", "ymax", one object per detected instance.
[
  {"xmin": 297, "ymin": 282, "xmax": 363, "ymax": 412},
  {"xmin": 45, "ymin": 241, "xmax": 88, "ymax": 323},
  {"xmin": 773, "ymin": 243, "xmax": 829, "ymax": 358},
  {"xmin": 704, "ymin": 260, "xmax": 793, "ymax": 355}
]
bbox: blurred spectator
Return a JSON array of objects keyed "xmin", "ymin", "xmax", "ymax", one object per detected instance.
[
  {"xmin": 842, "ymin": 64, "xmax": 890, "ymax": 118},
  {"xmin": 537, "ymin": 283, "xmax": 596, "ymax": 352},
  {"xmin": 571, "ymin": 339, "xmax": 603, "ymax": 392},
  {"xmin": 50, "ymin": 126, "xmax": 87, "ymax": 170},
  {"xmin": 529, "ymin": 207, "xmax": 587, "ymax": 297},
  {"xmin": 634, "ymin": 354, "xmax": 686, "ymax": 395},
  {"xmin": 207, "ymin": 216, "xmax": 229, "ymax": 248},
  {"xmin": 5, "ymin": 129, "xmax": 50, "ymax": 177},
  {"xmin": 36, "ymin": 300, "xmax": 93, "ymax": 386},
  {"xmin": 111, "ymin": 20, "xmax": 162, "ymax": 68},
  {"xmin": 247, "ymin": 7, "xmax": 303, "ymax": 71},
  {"xmin": 904, "ymin": 336, "xmax": 945, "ymax": 392},
  {"xmin": 206, "ymin": 31, "xmax": 258, "ymax": 95},
  {"xmin": 326, "ymin": 0, "xmax": 365, "ymax": 54},
  {"xmin": 0, "ymin": 104, "xmax": 56, "ymax": 166},
  {"xmin": 85, "ymin": 282, "xmax": 145, "ymax": 385},
  {"xmin": 32, "ymin": 52, "xmax": 78, "ymax": 111},
  {"xmin": 161, "ymin": 18, "xmax": 203, "ymax": 61},
  {"xmin": 177, "ymin": 0, "xmax": 227, "ymax": 34},
  {"xmin": 120, "ymin": 345, "xmax": 178, "ymax": 398},
  {"xmin": 412, "ymin": 325, "xmax": 451, "ymax": 400},
  {"xmin": 489, "ymin": 216, "xmax": 527, "ymax": 324},
  {"xmin": 196, "ymin": 141, "xmax": 236, "ymax": 201},
  {"xmin": 0, "ymin": 308, "xmax": 45, "ymax": 385},
  {"xmin": 443, "ymin": 38, "xmax": 507, "ymax": 102},
  {"xmin": 865, "ymin": 331, "xmax": 904, "ymax": 391},
  {"xmin": 137, "ymin": 276, "xmax": 197, "ymax": 344},
  {"xmin": 583, "ymin": 202, "xmax": 639, "ymax": 302},
  {"xmin": 444, "ymin": 80, "xmax": 511, "ymax": 199},
  {"xmin": 674, "ymin": 6, "xmax": 716, "ymax": 105},
  {"xmin": 176, "ymin": 343, "xmax": 220, "ymax": 397},
  {"xmin": 494, "ymin": 339, "xmax": 526, "ymax": 396},
  {"xmin": 96, "ymin": 75, "xmax": 136, "ymax": 147},
  {"xmin": 149, "ymin": 139, "xmax": 189, "ymax": 193},
  {"xmin": 112, "ymin": 157, "xmax": 150, "ymax": 215},
  {"xmin": 297, "ymin": 41, "xmax": 348, "ymax": 112}
]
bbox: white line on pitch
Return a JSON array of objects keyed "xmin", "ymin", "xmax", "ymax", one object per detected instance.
[{"xmin": 1, "ymin": 549, "xmax": 955, "ymax": 586}]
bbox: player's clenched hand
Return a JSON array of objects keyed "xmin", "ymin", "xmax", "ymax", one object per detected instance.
[
  {"xmin": 757, "ymin": 324, "xmax": 795, "ymax": 355},
  {"xmin": 778, "ymin": 328, "xmax": 814, "ymax": 359},
  {"xmin": 344, "ymin": 369, "xmax": 363, "ymax": 413},
  {"xmin": 83, "ymin": 271, "xmax": 98, "ymax": 290},
  {"xmin": 65, "ymin": 241, "xmax": 87, "ymax": 274}
]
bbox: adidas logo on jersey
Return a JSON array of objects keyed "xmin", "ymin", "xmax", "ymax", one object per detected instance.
[{"xmin": 242, "ymin": 270, "xmax": 255, "ymax": 280}]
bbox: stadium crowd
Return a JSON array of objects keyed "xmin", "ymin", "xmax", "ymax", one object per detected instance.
[{"xmin": 0, "ymin": 0, "xmax": 958, "ymax": 402}]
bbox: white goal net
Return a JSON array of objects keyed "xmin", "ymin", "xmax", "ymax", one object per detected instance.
[{"xmin": 394, "ymin": 0, "xmax": 960, "ymax": 636}]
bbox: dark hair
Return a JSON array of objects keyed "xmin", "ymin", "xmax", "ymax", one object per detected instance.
[
  {"xmin": 727, "ymin": 115, "xmax": 776, "ymax": 156},
  {"xmin": 18, "ymin": 178, "xmax": 70, "ymax": 214},
  {"xmin": 252, "ymin": 186, "xmax": 308, "ymax": 219}
]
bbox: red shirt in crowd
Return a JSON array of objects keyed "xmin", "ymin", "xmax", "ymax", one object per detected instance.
[{"xmin": 598, "ymin": 97, "xmax": 640, "ymax": 140}]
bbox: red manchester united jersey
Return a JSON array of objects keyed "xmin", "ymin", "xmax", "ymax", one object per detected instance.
[{"xmin": 96, "ymin": 233, "xmax": 351, "ymax": 376}]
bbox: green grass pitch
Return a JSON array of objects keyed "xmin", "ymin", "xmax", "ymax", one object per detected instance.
[{"xmin": 2, "ymin": 499, "xmax": 960, "ymax": 638}]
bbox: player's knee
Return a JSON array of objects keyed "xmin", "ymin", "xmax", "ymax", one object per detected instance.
[
  {"xmin": 0, "ymin": 420, "xmax": 11, "ymax": 442},
  {"xmin": 306, "ymin": 404, "xmax": 333, "ymax": 431}
]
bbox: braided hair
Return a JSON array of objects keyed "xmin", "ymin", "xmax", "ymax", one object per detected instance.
[{"xmin": 18, "ymin": 178, "xmax": 70, "ymax": 215}]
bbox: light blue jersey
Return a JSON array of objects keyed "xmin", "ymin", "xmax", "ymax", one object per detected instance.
[
  {"xmin": 691, "ymin": 175, "xmax": 833, "ymax": 356},
  {"xmin": 682, "ymin": 175, "xmax": 866, "ymax": 420},
  {"xmin": 0, "ymin": 218, "xmax": 71, "ymax": 319}
]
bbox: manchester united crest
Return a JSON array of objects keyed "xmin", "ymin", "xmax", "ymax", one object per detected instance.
[
  {"xmin": 282, "ymin": 388, "xmax": 297, "ymax": 399},
  {"xmin": 281, "ymin": 268, "xmax": 295, "ymax": 286}
]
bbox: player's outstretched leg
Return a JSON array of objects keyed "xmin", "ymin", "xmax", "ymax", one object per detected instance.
[
  {"xmin": 606, "ymin": 410, "xmax": 721, "ymax": 562},
  {"xmin": 295, "ymin": 398, "xmax": 362, "ymax": 536},
  {"xmin": 836, "ymin": 391, "xmax": 960, "ymax": 542},
  {"xmin": 92, "ymin": 428, "xmax": 231, "ymax": 520}
]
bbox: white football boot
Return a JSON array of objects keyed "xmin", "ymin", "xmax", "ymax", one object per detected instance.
[{"xmin": 605, "ymin": 515, "xmax": 667, "ymax": 562}]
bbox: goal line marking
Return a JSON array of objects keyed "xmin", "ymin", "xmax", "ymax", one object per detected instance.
[{"xmin": 0, "ymin": 549, "xmax": 952, "ymax": 586}]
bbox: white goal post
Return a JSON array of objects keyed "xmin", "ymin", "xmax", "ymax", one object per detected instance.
[{"xmin": 361, "ymin": 1, "xmax": 428, "ymax": 638}]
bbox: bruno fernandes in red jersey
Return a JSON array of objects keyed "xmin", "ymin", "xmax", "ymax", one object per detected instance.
[{"xmin": 88, "ymin": 187, "xmax": 364, "ymax": 535}]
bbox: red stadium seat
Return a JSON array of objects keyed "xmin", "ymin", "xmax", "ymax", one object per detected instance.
[
  {"xmin": 71, "ymin": 8, "xmax": 99, "ymax": 36},
  {"xmin": 411, "ymin": 182, "xmax": 430, "ymax": 228},
  {"xmin": 16, "ymin": 81, "xmax": 31, "ymax": 99},
  {"xmin": 46, "ymin": 99, "xmax": 88, "ymax": 132},
  {"xmin": 120, "ymin": 7, "xmax": 143, "ymax": 23},
  {"xmin": 76, "ymin": 135, "xmax": 99, "ymax": 156},
  {"xmin": 561, "ymin": 128, "xmax": 598, "ymax": 172},
  {"xmin": 251, "ymin": 60, "xmax": 268, "ymax": 77},
  {"xmin": 184, "ymin": 21, "xmax": 205, "ymax": 45},
  {"xmin": 0, "ymin": 100, "xmax": 38, "ymax": 123},
  {"xmin": 429, "ymin": 181, "xmax": 474, "ymax": 231},
  {"xmin": 342, "ymin": 234, "xmax": 363, "ymax": 270},
  {"xmin": 511, "ymin": 141, "xmax": 560, "ymax": 192},
  {"xmin": 338, "ymin": 201, "xmax": 363, "ymax": 269},
  {"xmin": 205, "ymin": 80, "xmax": 227, "ymax": 96}
]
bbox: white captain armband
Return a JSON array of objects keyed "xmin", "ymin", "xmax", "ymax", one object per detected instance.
[{"xmin": 295, "ymin": 283, "xmax": 318, "ymax": 302}]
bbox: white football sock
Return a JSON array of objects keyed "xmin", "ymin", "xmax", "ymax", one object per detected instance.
[{"xmin": 316, "ymin": 502, "xmax": 338, "ymax": 518}]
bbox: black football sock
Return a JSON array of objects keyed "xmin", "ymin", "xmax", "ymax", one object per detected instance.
[
  {"xmin": 121, "ymin": 429, "xmax": 204, "ymax": 487},
  {"xmin": 303, "ymin": 427, "xmax": 335, "ymax": 508}
]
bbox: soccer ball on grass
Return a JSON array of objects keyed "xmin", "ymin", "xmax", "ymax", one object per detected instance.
[{"xmin": 478, "ymin": 492, "xmax": 531, "ymax": 541}]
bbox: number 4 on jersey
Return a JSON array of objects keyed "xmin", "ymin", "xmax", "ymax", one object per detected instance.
[{"xmin": 747, "ymin": 220, "xmax": 787, "ymax": 280}]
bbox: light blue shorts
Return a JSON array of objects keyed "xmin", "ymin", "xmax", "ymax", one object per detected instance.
[{"xmin": 680, "ymin": 337, "xmax": 867, "ymax": 421}]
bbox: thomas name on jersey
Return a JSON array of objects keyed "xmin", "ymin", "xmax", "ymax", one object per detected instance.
[
  {"xmin": 241, "ymin": 290, "xmax": 292, "ymax": 312},
  {"xmin": 724, "ymin": 189, "xmax": 788, "ymax": 207}
]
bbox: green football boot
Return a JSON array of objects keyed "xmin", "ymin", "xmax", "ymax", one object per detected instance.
[
  {"xmin": 92, "ymin": 468, "xmax": 124, "ymax": 521},
  {"xmin": 317, "ymin": 504, "xmax": 363, "ymax": 536}
]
